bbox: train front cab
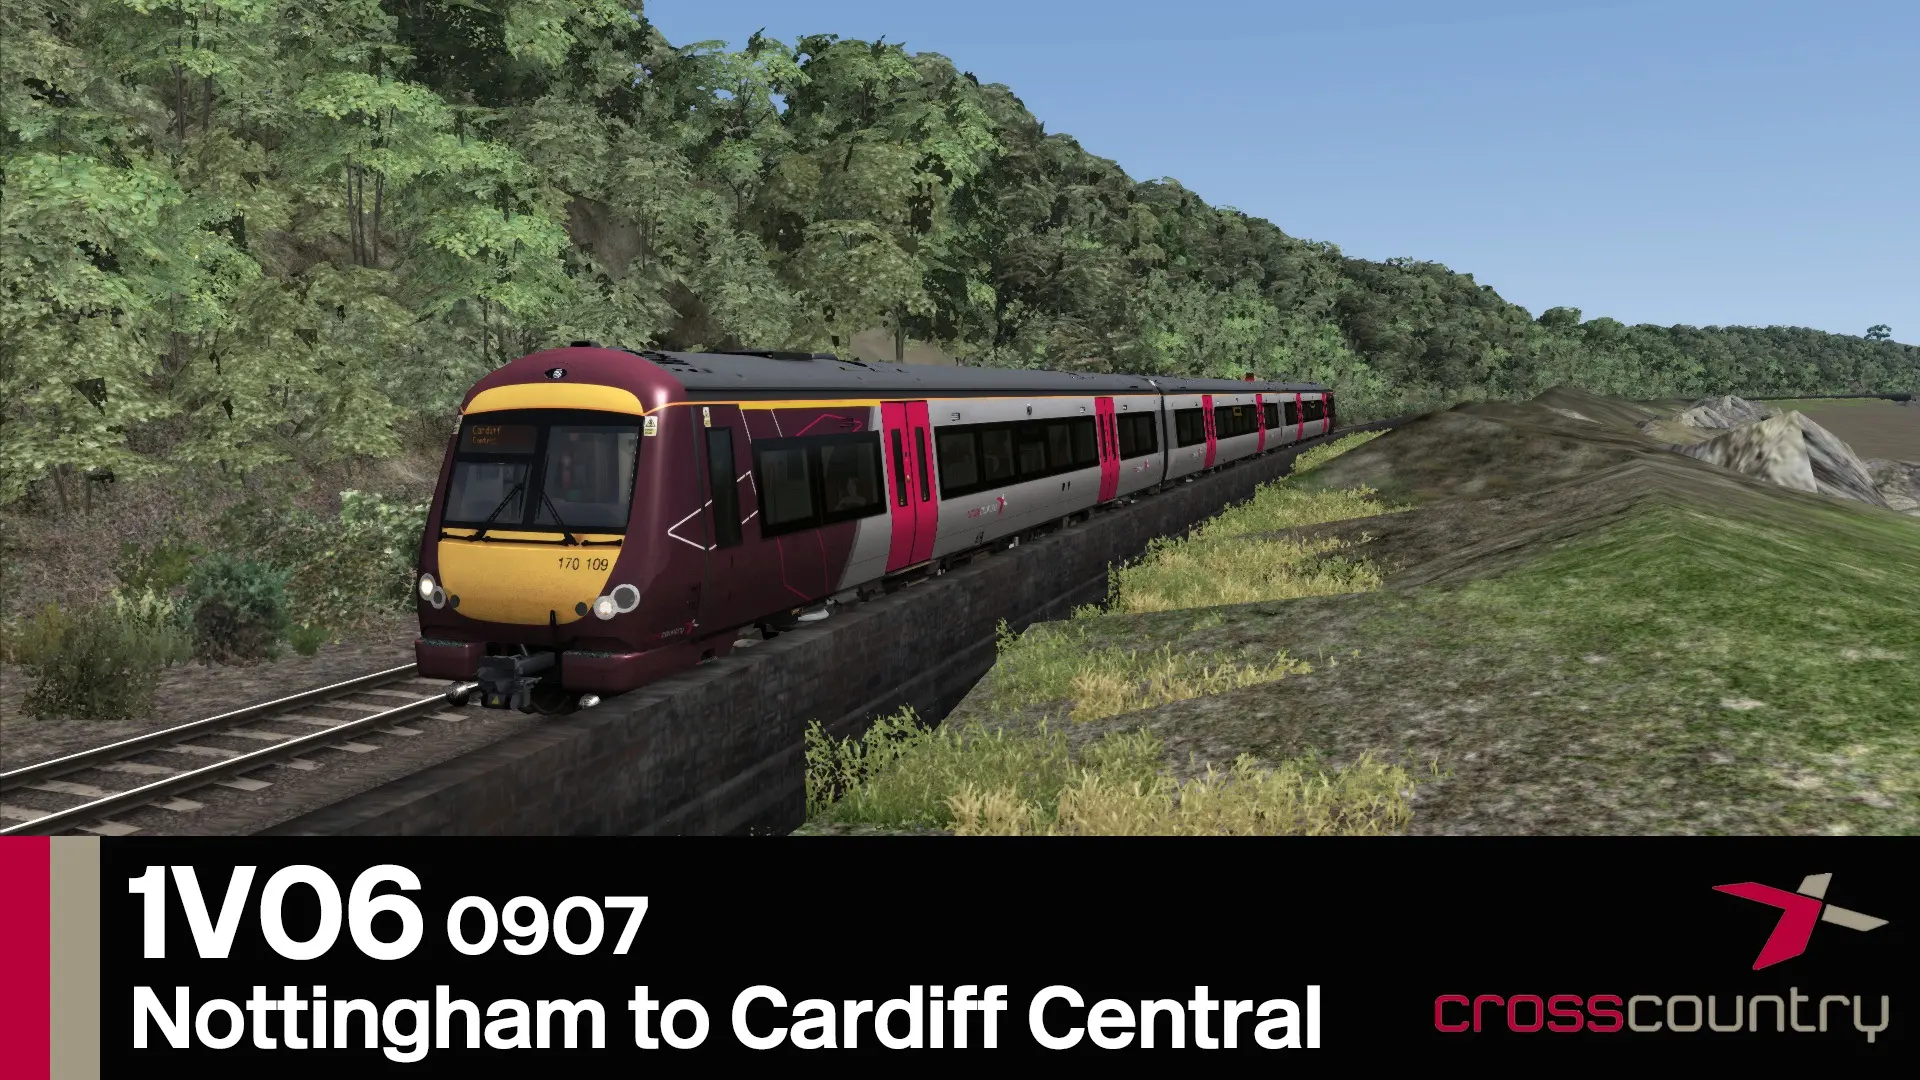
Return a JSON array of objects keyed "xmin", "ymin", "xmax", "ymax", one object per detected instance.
[{"xmin": 412, "ymin": 349, "xmax": 708, "ymax": 713}]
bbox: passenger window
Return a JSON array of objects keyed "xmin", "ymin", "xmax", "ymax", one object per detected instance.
[
  {"xmin": 979, "ymin": 428, "xmax": 1015, "ymax": 483},
  {"xmin": 820, "ymin": 437, "xmax": 885, "ymax": 523},
  {"xmin": 756, "ymin": 445, "xmax": 817, "ymax": 534},
  {"xmin": 1284, "ymin": 400, "xmax": 1300, "ymax": 426},
  {"xmin": 1175, "ymin": 408, "xmax": 1206, "ymax": 447},
  {"xmin": 1015, "ymin": 424, "xmax": 1047, "ymax": 476},
  {"xmin": 937, "ymin": 429, "xmax": 979, "ymax": 494},
  {"xmin": 1122, "ymin": 413, "xmax": 1157, "ymax": 458},
  {"xmin": 1071, "ymin": 418, "xmax": 1098, "ymax": 466},
  {"xmin": 1046, "ymin": 422, "xmax": 1073, "ymax": 472}
]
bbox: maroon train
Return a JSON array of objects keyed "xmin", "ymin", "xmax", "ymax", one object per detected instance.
[{"xmin": 412, "ymin": 345, "xmax": 1333, "ymax": 712}]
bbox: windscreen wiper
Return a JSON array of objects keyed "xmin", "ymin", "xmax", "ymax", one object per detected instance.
[
  {"xmin": 461, "ymin": 479, "xmax": 526, "ymax": 542},
  {"xmin": 539, "ymin": 491, "xmax": 580, "ymax": 546}
]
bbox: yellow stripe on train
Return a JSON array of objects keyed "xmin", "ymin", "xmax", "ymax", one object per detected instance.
[{"xmin": 465, "ymin": 383, "xmax": 648, "ymax": 415}]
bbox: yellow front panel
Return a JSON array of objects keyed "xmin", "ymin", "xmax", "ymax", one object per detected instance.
[
  {"xmin": 466, "ymin": 383, "xmax": 648, "ymax": 415},
  {"xmin": 436, "ymin": 538, "xmax": 621, "ymax": 625}
]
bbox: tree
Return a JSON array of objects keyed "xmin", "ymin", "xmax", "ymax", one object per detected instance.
[{"xmin": 8, "ymin": 7, "xmax": 1920, "ymax": 516}]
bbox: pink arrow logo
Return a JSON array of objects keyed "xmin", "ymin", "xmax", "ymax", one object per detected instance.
[{"xmin": 1714, "ymin": 874, "xmax": 1888, "ymax": 970}]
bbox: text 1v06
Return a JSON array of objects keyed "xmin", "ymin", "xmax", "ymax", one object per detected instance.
[{"xmin": 127, "ymin": 864, "xmax": 648, "ymax": 961}]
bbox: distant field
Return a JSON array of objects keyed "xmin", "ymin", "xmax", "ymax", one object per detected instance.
[
  {"xmin": 1644, "ymin": 396, "xmax": 1919, "ymax": 461},
  {"xmin": 1775, "ymin": 399, "xmax": 1920, "ymax": 461}
]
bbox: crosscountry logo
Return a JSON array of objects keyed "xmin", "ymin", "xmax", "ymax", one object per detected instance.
[{"xmin": 1714, "ymin": 874, "xmax": 1888, "ymax": 970}]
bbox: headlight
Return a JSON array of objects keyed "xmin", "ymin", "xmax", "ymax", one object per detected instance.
[
  {"xmin": 610, "ymin": 584, "xmax": 640, "ymax": 613},
  {"xmin": 418, "ymin": 573, "xmax": 437, "ymax": 601},
  {"xmin": 430, "ymin": 587, "xmax": 446, "ymax": 609},
  {"xmin": 592, "ymin": 595, "xmax": 618, "ymax": 620}
]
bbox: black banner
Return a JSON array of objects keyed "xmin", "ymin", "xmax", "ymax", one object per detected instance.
[{"xmin": 9, "ymin": 836, "xmax": 1913, "ymax": 1071}]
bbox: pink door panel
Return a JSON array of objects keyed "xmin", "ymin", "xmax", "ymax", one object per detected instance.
[
  {"xmin": 1095, "ymin": 396, "xmax": 1119, "ymax": 501},
  {"xmin": 883, "ymin": 402, "xmax": 915, "ymax": 572},
  {"xmin": 1202, "ymin": 394, "xmax": 1217, "ymax": 468},
  {"xmin": 907, "ymin": 400, "xmax": 937, "ymax": 565}
]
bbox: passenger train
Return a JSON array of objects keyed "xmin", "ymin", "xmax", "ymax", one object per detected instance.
[{"xmin": 413, "ymin": 343, "xmax": 1333, "ymax": 713}]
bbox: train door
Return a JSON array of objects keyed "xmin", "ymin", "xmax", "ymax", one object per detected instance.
[
  {"xmin": 696, "ymin": 406, "xmax": 748, "ymax": 632},
  {"xmin": 1295, "ymin": 392, "xmax": 1305, "ymax": 442},
  {"xmin": 1094, "ymin": 396, "xmax": 1120, "ymax": 501},
  {"xmin": 882, "ymin": 401, "xmax": 939, "ymax": 571},
  {"xmin": 1254, "ymin": 393, "xmax": 1266, "ymax": 453},
  {"xmin": 1201, "ymin": 393, "xmax": 1218, "ymax": 468}
]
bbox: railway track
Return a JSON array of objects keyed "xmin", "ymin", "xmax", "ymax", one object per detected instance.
[{"xmin": 0, "ymin": 664, "xmax": 479, "ymax": 837}]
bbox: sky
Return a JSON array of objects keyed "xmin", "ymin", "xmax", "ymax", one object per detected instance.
[{"xmin": 642, "ymin": 0, "xmax": 1918, "ymax": 344}]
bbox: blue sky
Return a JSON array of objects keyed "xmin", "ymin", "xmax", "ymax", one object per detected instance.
[{"xmin": 642, "ymin": 0, "xmax": 1917, "ymax": 344}]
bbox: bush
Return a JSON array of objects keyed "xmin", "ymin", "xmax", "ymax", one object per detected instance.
[
  {"xmin": 184, "ymin": 554, "xmax": 292, "ymax": 663},
  {"xmin": 214, "ymin": 490, "xmax": 426, "ymax": 631},
  {"xmin": 111, "ymin": 535, "xmax": 204, "ymax": 596},
  {"xmin": 111, "ymin": 584, "xmax": 186, "ymax": 630},
  {"xmin": 13, "ymin": 602, "xmax": 192, "ymax": 722},
  {"xmin": 289, "ymin": 624, "xmax": 329, "ymax": 656}
]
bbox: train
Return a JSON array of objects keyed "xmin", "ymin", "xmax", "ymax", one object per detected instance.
[{"xmin": 413, "ymin": 343, "xmax": 1333, "ymax": 713}]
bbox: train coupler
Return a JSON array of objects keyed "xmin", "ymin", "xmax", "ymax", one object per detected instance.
[{"xmin": 476, "ymin": 651, "xmax": 557, "ymax": 712}]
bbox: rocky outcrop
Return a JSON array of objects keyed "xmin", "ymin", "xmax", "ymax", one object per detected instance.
[
  {"xmin": 1866, "ymin": 459, "xmax": 1920, "ymax": 516},
  {"xmin": 1675, "ymin": 395, "xmax": 1773, "ymax": 429},
  {"xmin": 1670, "ymin": 411, "xmax": 1892, "ymax": 509}
]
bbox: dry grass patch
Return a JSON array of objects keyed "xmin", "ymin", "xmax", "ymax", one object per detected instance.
[
  {"xmin": 1108, "ymin": 533, "xmax": 1384, "ymax": 613},
  {"xmin": 983, "ymin": 619, "xmax": 1310, "ymax": 724},
  {"xmin": 801, "ymin": 707, "xmax": 1421, "ymax": 836},
  {"xmin": 949, "ymin": 752, "xmax": 1418, "ymax": 836}
]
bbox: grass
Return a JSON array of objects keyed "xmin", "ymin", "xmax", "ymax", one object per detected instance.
[
  {"xmin": 948, "ymin": 751, "xmax": 1419, "ymax": 836},
  {"xmin": 982, "ymin": 429, "xmax": 1404, "ymax": 726},
  {"xmin": 982, "ymin": 618, "xmax": 1312, "ymax": 724},
  {"xmin": 799, "ymin": 428, "xmax": 1420, "ymax": 835},
  {"xmin": 1097, "ymin": 432, "xmax": 1404, "ymax": 613},
  {"xmin": 1055, "ymin": 472, "xmax": 1920, "ymax": 834},
  {"xmin": 1363, "ymin": 492, "xmax": 1920, "ymax": 831},
  {"xmin": 801, "ymin": 707, "xmax": 1421, "ymax": 836}
]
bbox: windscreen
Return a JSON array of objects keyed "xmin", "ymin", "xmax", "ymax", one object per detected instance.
[{"xmin": 442, "ymin": 411, "xmax": 641, "ymax": 533}]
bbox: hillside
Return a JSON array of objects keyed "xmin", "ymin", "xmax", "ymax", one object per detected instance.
[
  {"xmin": 6, "ymin": 2, "xmax": 1920, "ymax": 519},
  {"xmin": 801, "ymin": 394, "xmax": 1920, "ymax": 835}
]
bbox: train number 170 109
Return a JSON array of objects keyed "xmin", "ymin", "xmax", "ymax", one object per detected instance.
[{"xmin": 559, "ymin": 557, "xmax": 611, "ymax": 571}]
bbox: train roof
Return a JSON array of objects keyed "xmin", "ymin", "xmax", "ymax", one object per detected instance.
[{"xmin": 634, "ymin": 348, "xmax": 1327, "ymax": 397}]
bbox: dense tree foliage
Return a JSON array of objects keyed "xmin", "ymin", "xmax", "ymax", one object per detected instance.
[{"xmin": 6, "ymin": 1, "xmax": 1916, "ymax": 508}]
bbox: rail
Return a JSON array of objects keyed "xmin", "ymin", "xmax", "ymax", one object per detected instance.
[{"xmin": 0, "ymin": 666, "xmax": 477, "ymax": 837}]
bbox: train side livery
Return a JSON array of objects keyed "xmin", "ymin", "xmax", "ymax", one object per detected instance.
[{"xmin": 413, "ymin": 345, "xmax": 1331, "ymax": 712}]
